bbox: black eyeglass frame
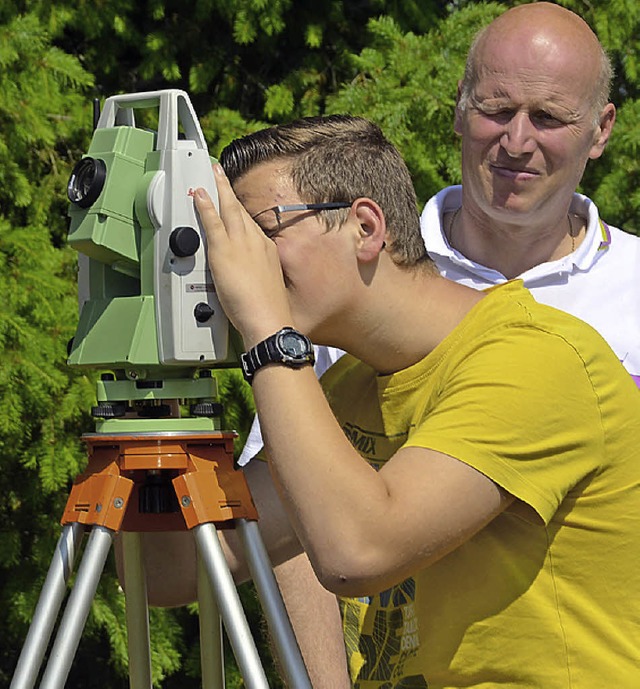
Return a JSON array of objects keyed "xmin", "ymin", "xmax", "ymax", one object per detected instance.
[{"xmin": 251, "ymin": 202, "xmax": 352, "ymax": 235}]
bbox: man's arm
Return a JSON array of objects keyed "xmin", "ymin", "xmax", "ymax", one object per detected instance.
[{"xmin": 274, "ymin": 553, "xmax": 350, "ymax": 689}]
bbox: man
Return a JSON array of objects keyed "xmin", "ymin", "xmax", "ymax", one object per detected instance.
[
  {"xmin": 142, "ymin": 3, "xmax": 639, "ymax": 685},
  {"xmin": 189, "ymin": 113, "xmax": 640, "ymax": 687},
  {"xmin": 423, "ymin": 2, "xmax": 640, "ymax": 382}
]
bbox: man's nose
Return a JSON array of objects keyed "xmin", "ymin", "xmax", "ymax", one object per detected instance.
[{"xmin": 499, "ymin": 112, "xmax": 536, "ymax": 157}]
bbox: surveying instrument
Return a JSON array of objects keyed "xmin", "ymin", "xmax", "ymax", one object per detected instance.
[{"xmin": 10, "ymin": 90, "xmax": 312, "ymax": 689}]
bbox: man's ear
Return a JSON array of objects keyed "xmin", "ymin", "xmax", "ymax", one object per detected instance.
[
  {"xmin": 589, "ymin": 103, "xmax": 616, "ymax": 160},
  {"xmin": 351, "ymin": 198, "xmax": 387, "ymax": 263}
]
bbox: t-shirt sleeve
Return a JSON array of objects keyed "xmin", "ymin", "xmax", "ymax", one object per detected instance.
[{"xmin": 403, "ymin": 325, "xmax": 605, "ymax": 524}]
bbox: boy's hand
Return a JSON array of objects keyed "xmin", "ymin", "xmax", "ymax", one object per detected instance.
[{"xmin": 194, "ymin": 165, "xmax": 294, "ymax": 348}]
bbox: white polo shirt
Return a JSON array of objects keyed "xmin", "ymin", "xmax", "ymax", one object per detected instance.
[
  {"xmin": 238, "ymin": 187, "xmax": 640, "ymax": 465},
  {"xmin": 422, "ymin": 186, "xmax": 640, "ymax": 384}
]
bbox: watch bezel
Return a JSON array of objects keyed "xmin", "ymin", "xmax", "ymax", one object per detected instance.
[{"xmin": 276, "ymin": 328, "xmax": 313, "ymax": 363}]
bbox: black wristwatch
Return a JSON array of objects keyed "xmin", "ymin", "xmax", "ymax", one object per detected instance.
[{"xmin": 241, "ymin": 327, "xmax": 315, "ymax": 384}]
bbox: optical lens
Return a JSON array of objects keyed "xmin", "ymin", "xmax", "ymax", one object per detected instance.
[{"xmin": 67, "ymin": 157, "xmax": 107, "ymax": 208}]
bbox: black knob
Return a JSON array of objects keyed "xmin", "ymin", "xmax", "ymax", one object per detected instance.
[
  {"xmin": 194, "ymin": 302, "xmax": 215, "ymax": 323},
  {"xmin": 169, "ymin": 226, "xmax": 200, "ymax": 257}
]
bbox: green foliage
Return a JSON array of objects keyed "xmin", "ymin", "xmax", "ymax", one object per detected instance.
[
  {"xmin": 19, "ymin": 0, "xmax": 451, "ymax": 133},
  {"xmin": 559, "ymin": 0, "xmax": 640, "ymax": 98},
  {"xmin": 216, "ymin": 369, "xmax": 256, "ymax": 454},
  {"xmin": 0, "ymin": 11, "xmax": 105, "ymax": 687},
  {"xmin": 327, "ymin": 5, "xmax": 505, "ymax": 205},
  {"xmin": 588, "ymin": 98, "xmax": 640, "ymax": 234},
  {"xmin": 0, "ymin": 13, "xmax": 91, "ymax": 218}
]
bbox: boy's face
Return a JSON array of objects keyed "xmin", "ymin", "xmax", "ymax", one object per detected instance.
[{"xmin": 232, "ymin": 160, "xmax": 356, "ymax": 343}]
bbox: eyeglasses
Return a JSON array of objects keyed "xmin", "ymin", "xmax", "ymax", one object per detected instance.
[{"xmin": 251, "ymin": 202, "xmax": 352, "ymax": 237}]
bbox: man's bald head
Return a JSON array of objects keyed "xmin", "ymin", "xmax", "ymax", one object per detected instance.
[{"xmin": 459, "ymin": 3, "xmax": 613, "ymax": 125}]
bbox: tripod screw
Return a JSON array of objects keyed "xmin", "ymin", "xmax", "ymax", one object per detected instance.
[
  {"xmin": 92, "ymin": 402, "xmax": 127, "ymax": 418},
  {"xmin": 190, "ymin": 401, "xmax": 224, "ymax": 417}
]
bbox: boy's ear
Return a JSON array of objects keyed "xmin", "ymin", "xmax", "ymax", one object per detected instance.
[{"xmin": 352, "ymin": 198, "xmax": 387, "ymax": 262}]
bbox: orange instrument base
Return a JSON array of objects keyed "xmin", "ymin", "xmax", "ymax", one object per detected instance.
[{"xmin": 61, "ymin": 431, "xmax": 258, "ymax": 533}]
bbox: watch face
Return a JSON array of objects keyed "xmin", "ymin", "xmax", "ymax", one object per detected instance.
[{"xmin": 279, "ymin": 330, "xmax": 309, "ymax": 359}]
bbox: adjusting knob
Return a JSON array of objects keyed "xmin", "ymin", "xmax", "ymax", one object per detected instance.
[
  {"xmin": 194, "ymin": 302, "xmax": 215, "ymax": 323},
  {"xmin": 169, "ymin": 226, "xmax": 200, "ymax": 257}
]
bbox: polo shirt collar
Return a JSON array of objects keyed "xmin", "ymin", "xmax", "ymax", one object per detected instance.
[{"xmin": 423, "ymin": 186, "xmax": 610, "ymax": 284}]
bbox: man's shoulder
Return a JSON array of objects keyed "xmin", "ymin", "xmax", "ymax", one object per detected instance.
[{"xmin": 605, "ymin": 223, "xmax": 640, "ymax": 250}]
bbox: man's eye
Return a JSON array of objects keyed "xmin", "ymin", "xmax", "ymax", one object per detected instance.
[
  {"xmin": 533, "ymin": 111, "xmax": 562, "ymax": 126},
  {"xmin": 491, "ymin": 111, "xmax": 514, "ymax": 124},
  {"xmin": 478, "ymin": 106, "xmax": 514, "ymax": 121}
]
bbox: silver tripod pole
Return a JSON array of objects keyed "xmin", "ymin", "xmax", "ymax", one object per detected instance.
[
  {"xmin": 194, "ymin": 522, "xmax": 270, "ymax": 689},
  {"xmin": 10, "ymin": 523, "xmax": 85, "ymax": 689},
  {"xmin": 39, "ymin": 525, "xmax": 114, "ymax": 689},
  {"xmin": 121, "ymin": 532, "xmax": 153, "ymax": 689},
  {"xmin": 237, "ymin": 519, "xmax": 312, "ymax": 689}
]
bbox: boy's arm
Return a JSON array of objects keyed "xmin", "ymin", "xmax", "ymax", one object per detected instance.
[{"xmin": 194, "ymin": 169, "xmax": 514, "ymax": 597}]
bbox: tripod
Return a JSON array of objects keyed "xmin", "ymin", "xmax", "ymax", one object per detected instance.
[{"xmin": 10, "ymin": 430, "xmax": 312, "ymax": 689}]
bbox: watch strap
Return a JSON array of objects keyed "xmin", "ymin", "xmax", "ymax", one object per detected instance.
[{"xmin": 241, "ymin": 327, "xmax": 315, "ymax": 383}]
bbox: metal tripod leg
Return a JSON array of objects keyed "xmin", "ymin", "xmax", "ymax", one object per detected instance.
[
  {"xmin": 10, "ymin": 523, "xmax": 85, "ymax": 689},
  {"xmin": 237, "ymin": 519, "xmax": 312, "ymax": 689},
  {"xmin": 39, "ymin": 525, "xmax": 114, "ymax": 689},
  {"xmin": 122, "ymin": 532, "xmax": 153, "ymax": 689},
  {"xmin": 194, "ymin": 523, "xmax": 270, "ymax": 689},
  {"xmin": 198, "ymin": 554, "xmax": 225, "ymax": 689},
  {"xmin": 120, "ymin": 532, "xmax": 226, "ymax": 689}
]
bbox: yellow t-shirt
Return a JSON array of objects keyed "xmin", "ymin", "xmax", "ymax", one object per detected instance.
[{"xmin": 322, "ymin": 281, "xmax": 640, "ymax": 689}]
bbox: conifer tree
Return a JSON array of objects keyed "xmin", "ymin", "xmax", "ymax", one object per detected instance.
[{"xmin": 0, "ymin": 10, "xmax": 100, "ymax": 686}]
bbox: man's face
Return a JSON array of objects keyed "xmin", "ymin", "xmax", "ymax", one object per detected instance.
[
  {"xmin": 232, "ymin": 160, "xmax": 353, "ymax": 341},
  {"xmin": 456, "ymin": 31, "xmax": 610, "ymax": 228}
]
